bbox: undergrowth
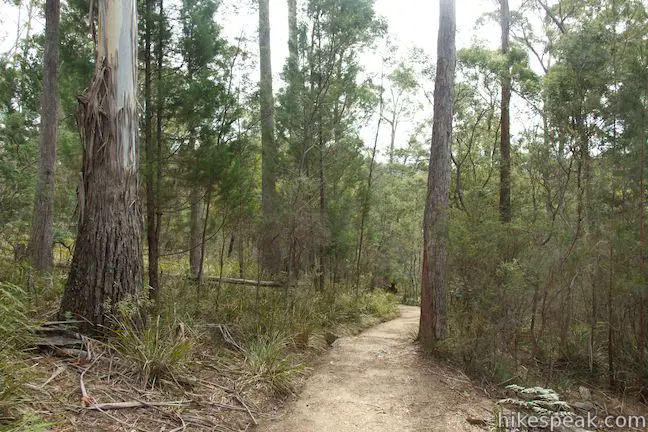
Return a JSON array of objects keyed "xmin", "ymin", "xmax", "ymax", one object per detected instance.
[
  {"xmin": 0, "ymin": 282, "xmax": 45, "ymax": 429},
  {"xmin": 155, "ymin": 273, "xmax": 399, "ymax": 394},
  {"xmin": 109, "ymin": 313, "xmax": 194, "ymax": 388},
  {"xmin": 0, "ymin": 255, "xmax": 400, "ymax": 420}
]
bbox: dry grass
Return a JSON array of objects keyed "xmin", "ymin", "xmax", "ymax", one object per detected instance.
[{"xmin": 0, "ymin": 258, "xmax": 401, "ymax": 431}]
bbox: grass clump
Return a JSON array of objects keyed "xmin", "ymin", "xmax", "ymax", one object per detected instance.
[
  {"xmin": 240, "ymin": 333, "xmax": 305, "ymax": 395},
  {"xmin": 110, "ymin": 314, "xmax": 194, "ymax": 388},
  {"xmin": 0, "ymin": 282, "xmax": 32, "ymax": 422}
]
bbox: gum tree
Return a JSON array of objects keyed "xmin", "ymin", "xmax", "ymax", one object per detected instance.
[
  {"xmin": 59, "ymin": 0, "xmax": 143, "ymax": 329},
  {"xmin": 419, "ymin": 0, "xmax": 456, "ymax": 347}
]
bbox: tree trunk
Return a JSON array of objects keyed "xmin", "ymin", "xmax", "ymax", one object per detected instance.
[
  {"xmin": 197, "ymin": 188, "xmax": 212, "ymax": 283},
  {"xmin": 388, "ymin": 113, "xmax": 396, "ymax": 165},
  {"xmin": 259, "ymin": 0, "xmax": 281, "ymax": 275},
  {"xmin": 189, "ymin": 187, "xmax": 202, "ymax": 279},
  {"xmin": 419, "ymin": 0, "xmax": 455, "ymax": 349},
  {"xmin": 286, "ymin": 0, "xmax": 299, "ymax": 124},
  {"xmin": 144, "ymin": 0, "xmax": 159, "ymax": 299},
  {"xmin": 356, "ymin": 68, "xmax": 384, "ymax": 292},
  {"xmin": 237, "ymin": 226, "xmax": 245, "ymax": 278},
  {"xmin": 287, "ymin": 0, "xmax": 297, "ymax": 72},
  {"xmin": 28, "ymin": 0, "xmax": 60, "ymax": 273},
  {"xmin": 59, "ymin": 0, "xmax": 143, "ymax": 331},
  {"xmin": 318, "ymin": 116, "xmax": 325, "ymax": 291},
  {"xmin": 498, "ymin": 0, "xmax": 511, "ymax": 223},
  {"xmin": 639, "ymin": 118, "xmax": 646, "ymax": 378},
  {"xmin": 154, "ymin": 0, "xmax": 164, "ymax": 296}
]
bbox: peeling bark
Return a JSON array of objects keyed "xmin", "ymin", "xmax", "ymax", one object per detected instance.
[{"xmin": 59, "ymin": 0, "xmax": 143, "ymax": 331}]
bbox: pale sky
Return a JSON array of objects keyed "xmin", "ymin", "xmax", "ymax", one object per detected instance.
[
  {"xmin": 217, "ymin": 0, "xmax": 502, "ymax": 85},
  {"xmin": 216, "ymin": 0, "xmax": 504, "ymax": 156}
]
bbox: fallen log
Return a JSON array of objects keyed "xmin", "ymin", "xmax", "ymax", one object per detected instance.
[{"xmin": 206, "ymin": 276, "xmax": 281, "ymax": 287}]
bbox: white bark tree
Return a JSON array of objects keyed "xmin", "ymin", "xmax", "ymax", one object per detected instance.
[{"xmin": 59, "ymin": 0, "xmax": 143, "ymax": 330}]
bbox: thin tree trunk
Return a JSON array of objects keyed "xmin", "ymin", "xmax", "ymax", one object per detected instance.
[
  {"xmin": 154, "ymin": 0, "xmax": 164, "ymax": 292},
  {"xmin": 197, "ymin": 188, "xmax": 212, "ymax": 284},
  {"xmin": 608, "ymin": 232, "xmax": 615, "ymax": 388},
  {"xmin": 419, "ymin": 0, "xmax": 455, "ymax": 348},
  {"xmin": 144, "ymin": 0, "xmax": 159, "ymax": 299},
  {"xmin": 287, "ymin": 0, "xmax": 297, "ymax": 75},
  {"xmin": 237, "ymin": 226, "xmax": 245, "ymax": 278},
  {"xmin": 639, "ymin": 120, "xmax": 646, "ymax": 377},
  {"xmin": 259, "ymin": 0, "xmax": 281, "ymax": 275},
  {"xmin": 286, "ymin": 0, "xmax": 298, "ymax": 147},
  {"xmin": 28, "ymin": 0, "xmax": 60, "ymax": 273},
  {"xmin": 59, "ymin": 0, "xmax": 143, "ymax": 331},
  {"xmin": 356, "ymin": 68, "xmax": 384, "ymax": 292},
  {"xmin": 189, "ymin": 186, "xmax": 202, "ymax": 279},
  {"xmin": 318, "ymin": 114, "xmax": 325, "ymax": 291},
  {"xmin": 388, "ymin": 114, "xmax": 396, "ymax": 164},
  {"xmin": 498, "ymin": 0, "xmax": 511, "ymax": 223}
]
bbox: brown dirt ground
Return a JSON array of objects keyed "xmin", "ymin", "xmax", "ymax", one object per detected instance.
[{"xmin": 259, "ymin": 305, "xmax": 494, "ymax": 432}]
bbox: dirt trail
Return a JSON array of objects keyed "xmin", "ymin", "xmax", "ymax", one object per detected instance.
[{"xmin": 260, "ymin": 305, "xmax": 493, "ymax": 431}]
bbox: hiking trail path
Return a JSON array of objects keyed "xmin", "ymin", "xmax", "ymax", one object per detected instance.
[{"xmin": 260, "ymin": 305, "xmax": 493, "ymax": 431}]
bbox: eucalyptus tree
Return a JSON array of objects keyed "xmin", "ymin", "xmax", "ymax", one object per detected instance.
[
  {"xmin": 499, "ymin": 0, "xmax": 512, "ymax": 223},
  {"xmin": 419, "ymin": 0, "xmax": 456, "ymax": 347},
  {"xmin": 383, "ymin": 62, "xmax": 419, "ymax": 164},
  {"xmin": 27, "ymin": 0, "xmax": 60, "ymax": 272},
  {"xmin": 258, "ymin": 0, "xmax": 281, "ymax": 275},
  {"xmin": 59, "ymin": 0, "xmax": 143, "ymax": 329},
  {"xmin": 142, "ymin": 0, "xmax": 159, "ymax": 297}
]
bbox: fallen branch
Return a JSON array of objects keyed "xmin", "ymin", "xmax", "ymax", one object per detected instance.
[
  {"xmin": 79, "ymin": 352, "xmax": 103, "ymax": 406},
  {"xmin": 86, "ymin": 400, "xmax": 190, "ymax": 411},
  {"xmin": 234, "ymin": 393, "xmax": 257, "ymax": 425},
  {"xmin": 206, "ymin": 276, "xmax": 281, "ymax": 287},
  {"xmin": 40, "ymin": 365, "xmax": 66, "ymax": 389}
]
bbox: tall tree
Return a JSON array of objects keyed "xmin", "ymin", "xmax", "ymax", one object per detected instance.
[
  {"xmin": 27, "ymin": 0, "xmax": 60, "ymax": 272},
  {"xmin": 143, "ymin": 0, "xmax": 160, "ymax": 298},
  {"xmin": 499, "ymin": 0, "xmax": 512, "ymax": 223},
  {"xmin": 419, "ymin": 0, "xmax": 456, "ymax": 348},
  {"xmin": 258, "ymin": 0, "xmax": 281, "ymax": 275},
  {"xmin": 59, "ymin": 0, "xmax": 143, "ymax": 330}
]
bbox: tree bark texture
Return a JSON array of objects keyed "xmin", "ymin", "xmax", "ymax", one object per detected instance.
[
  {"xmin": 28, "ymin": 0, "xmax": 60, "ymax": 272},
  {"xmin": 59, "ymin": 0, "xmax": 143, "ymax": 331},
  {"xmin": 419, "ymin": 0, "xmax": 456, "ymax": 348}
]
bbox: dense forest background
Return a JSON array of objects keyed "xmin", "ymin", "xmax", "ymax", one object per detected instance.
[{"xmin": 0, "ymin": 0, "xmax": 648, "ymax": 427}]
